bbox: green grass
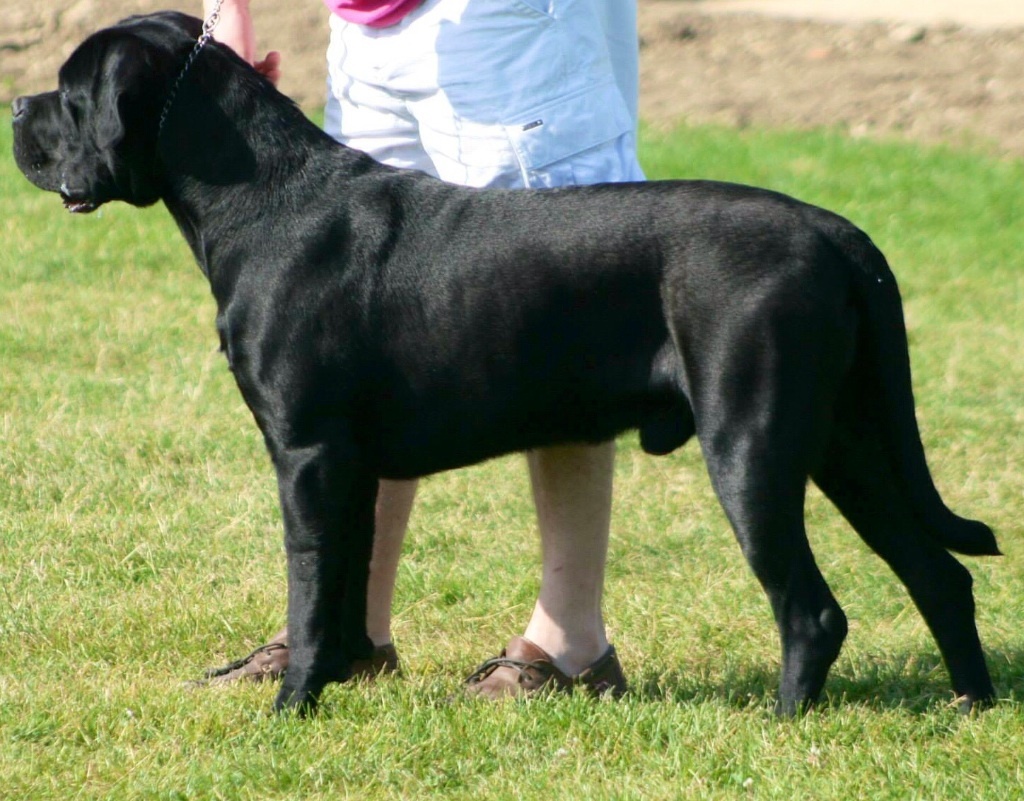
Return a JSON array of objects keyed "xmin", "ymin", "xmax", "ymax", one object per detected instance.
[{"xmin": 1, "ymin": 116, "xmax": 1022, "ymax": 799}]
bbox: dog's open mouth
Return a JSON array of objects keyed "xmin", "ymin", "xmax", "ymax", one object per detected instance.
[{"xmin": 61, "ymin": 195, "xmax": 99, "ymax": 214}]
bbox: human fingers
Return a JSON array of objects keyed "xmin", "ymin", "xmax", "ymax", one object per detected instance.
[{"xmin": 254, "ymin": 51, "xmax": 282, "ymax": 86}]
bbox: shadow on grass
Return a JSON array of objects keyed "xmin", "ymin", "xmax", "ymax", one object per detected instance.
[{"xmin": 632, "ymin": 646, "xmax": 1024, "ymax": 715}]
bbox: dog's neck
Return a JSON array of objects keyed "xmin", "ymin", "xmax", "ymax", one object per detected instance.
[{"xmin": 155, "ymin": 44, "xmax": 379, "ymax": 290}]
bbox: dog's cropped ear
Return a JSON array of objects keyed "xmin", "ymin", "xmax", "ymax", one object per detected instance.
[
  {"xmin": 100, "ymin": 49, "xmax": 174, "ymax": 206},
  {"xmin": 94, "ymin": 84, "xmax": 129, "ymax": 151}
]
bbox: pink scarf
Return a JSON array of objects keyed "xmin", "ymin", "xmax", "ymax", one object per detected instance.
[{"xmin": 323, "ymin": 0, "xmax": 423, "ymax": 28}]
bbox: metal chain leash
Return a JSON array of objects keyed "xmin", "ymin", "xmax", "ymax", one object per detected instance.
[{"xmin": 157, "ymin": 0, "xmax": 224, "ymax": 136}]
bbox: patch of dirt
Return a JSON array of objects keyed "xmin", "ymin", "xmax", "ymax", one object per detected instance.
[
  {"xmin": 4, "ymin": 0, "xmax": 1024, "ymax": 158},
  {"xmin": 639, "ymin": 1, "xmax": 1024, "ymax": 157}
]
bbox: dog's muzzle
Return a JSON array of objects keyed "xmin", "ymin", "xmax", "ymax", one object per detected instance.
[{"xmin": 59, "ymin": 182, "xmax": 100, "ymax": 214}]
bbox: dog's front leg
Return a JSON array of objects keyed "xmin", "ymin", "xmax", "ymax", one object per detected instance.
[{"xmin": 270, "ymin": 442, "xmax": 377, "ymax": 715}]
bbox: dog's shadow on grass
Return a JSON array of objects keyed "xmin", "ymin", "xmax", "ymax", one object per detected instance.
[{"xmin": 632, "ymin": 646, "xmax": 1024, "ymax": 715}]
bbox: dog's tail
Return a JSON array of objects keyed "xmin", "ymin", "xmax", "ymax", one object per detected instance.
[{"xmin": 838, "ymin": 226, "xmax": 1000, "ymax": 557}]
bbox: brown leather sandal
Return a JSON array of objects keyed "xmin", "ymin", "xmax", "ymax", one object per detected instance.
[
  {"xmin": 202, "ymin": 627, "xmax": 399, "ymax": 685},
  {"xmin": 464, "ymin": 636, "xmax": 627, "ymax": 699}
]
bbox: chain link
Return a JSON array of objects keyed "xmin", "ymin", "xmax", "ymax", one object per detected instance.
[{"xmin": 157, "ymin": 0, "xmax": 225, "ymax": 136}]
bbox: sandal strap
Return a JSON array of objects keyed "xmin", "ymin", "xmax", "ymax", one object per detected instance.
[
  {"xmin": 464, "ymin": 637, "xmax": 627, "ymax": 698},
  {"xmin": 203, "ymin": 641, "xmax": 288, "ymax": 679},
  {"xmin": 466, "ymin": 654, "xmax": 565, "ymax": 684}
]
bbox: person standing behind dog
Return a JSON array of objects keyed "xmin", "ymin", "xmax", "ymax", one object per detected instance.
[{"xmin": 204, "ymin": 0, "xmax": 644, "ymax": 698}]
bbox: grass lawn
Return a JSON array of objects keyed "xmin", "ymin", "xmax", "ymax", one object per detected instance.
[{"xmin": 1, "ymin": 115, "xmax": 1021, "ymax": 799}]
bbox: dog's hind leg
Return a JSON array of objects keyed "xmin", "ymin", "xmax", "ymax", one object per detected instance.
[
  {"xmin": 270, "ymin": 442, "xmax": 378, "ymax": 714},
  {"xmin": 683, "ymin": 286, "xmax": 854, "ymax": 714},
  {"xmin": 812, "ymin": 422, "xmax": 995, "ymax": 712},
  {"xmin": 700, "ymin": 434, "xmax": 848, "ymax": 715},
  {"xmin": 690, "ymin": 378, "xmax": 847, "ymax": 714}
]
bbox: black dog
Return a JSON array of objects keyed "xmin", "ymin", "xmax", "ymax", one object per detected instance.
[{"xmin": 12, "ymin": 12, "xmax": 999, "ymax": 715}]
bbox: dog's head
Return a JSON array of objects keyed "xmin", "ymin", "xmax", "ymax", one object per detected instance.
[{"xmin": 11, "ymin": 12, "xmax": 204, "ymax": 213}]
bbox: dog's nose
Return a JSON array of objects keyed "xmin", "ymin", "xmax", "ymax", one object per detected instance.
[{"xmin": 11, "ymin": 96, "xmax": 28, "ymax": 119}]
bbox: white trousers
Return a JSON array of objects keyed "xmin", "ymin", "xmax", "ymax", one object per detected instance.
[{"xmin": 323, "ymin": 0, "xmax": 644, "ymax": 189}]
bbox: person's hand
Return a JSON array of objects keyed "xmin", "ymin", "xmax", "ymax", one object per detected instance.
[
  {"xmin": 207, "ymin": 1, "xmax": 279, "ymax": 85},
  {"xmin": 254, "ymin": 50, "xmax": 282, "ymax": 86}
]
